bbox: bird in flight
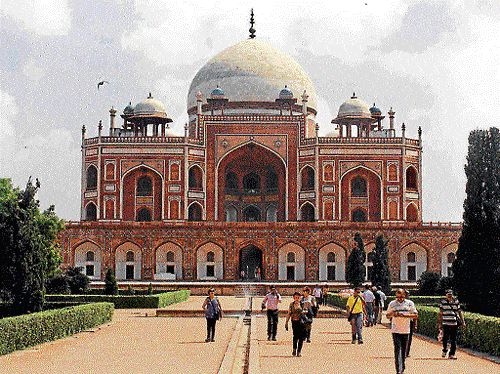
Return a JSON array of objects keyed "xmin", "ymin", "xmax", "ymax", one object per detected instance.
[{"xmin": 97, "ymin": 80, "xmax": 109, "ymax": 90}]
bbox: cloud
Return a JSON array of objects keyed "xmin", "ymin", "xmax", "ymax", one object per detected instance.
[
  {"xmin": 0, "ymin": 90, "xmax": 18, "ymax": 173},
  {"xmin": 22, "ymin": 59, "xmax": 46, "ymax": 82},
  {"xmin": 377, "ymin": 1, "xmax": 458, "ymax": 54},
  {"xmin": 1, "ymin": 0, "xmax": 72, "ymax": 36}
]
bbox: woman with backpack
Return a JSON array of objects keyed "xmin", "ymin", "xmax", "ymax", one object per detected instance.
[
  {"xmin": 202, "ymin": 288, "xmax": 223, "ymax": 342},
  {"xmin": 285, "ymin": 291, "xmax": 313, "ymax": 357}
]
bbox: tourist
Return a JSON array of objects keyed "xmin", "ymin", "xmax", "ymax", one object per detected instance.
[
  {"xmin": 373, "ymin": 286, "xmax": 381, "ymax": 324},
  {"xmin": 438, "ymin": 289, "xmax": 466, "ymax": 360},
  {"xmin": 301, "ymin": 286, "xmax": 316, "ymax": 342},
  {"xmin": 404, "ymin": 289, "xmax": 418, "ymax": 357},
  {"xmin": 376, "ymin": 286, "xmax": 387, "ymax": 324},
  {"xmin": 346, "ymin": 287, "xmax": 367, "ymax": 344},
  {"xmin": 202, "ymin": 288, "xmax": 223, "ymax": 342},
  {"xmin": 362, "ymin": 284, "xmax": 375, "ymax": 326},
  {"xmin": 386, "ymin": 288, "xmax": 418, "ymax": 374},
  {"xmin": 285, "ymin": 291, "xmax": 311, "ymax": 357},
  {"xmin": 313, "ymin": 284, "xmax": 323, "ymax": 306},
  {"xmin": 261, "ymin": 285, "xmax": 281, "ymax": 341}
]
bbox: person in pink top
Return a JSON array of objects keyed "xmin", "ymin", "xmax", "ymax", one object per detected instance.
[{"xmin": 261, "ymin": 285, "xmax": 281, "ymax": 341}]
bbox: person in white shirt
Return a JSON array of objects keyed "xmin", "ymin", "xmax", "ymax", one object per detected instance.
[
  {"xmin": 386, "ymin": 289, "xmax": 418, "ymax": 374},
  {"xmin": 312, "ymin": 285, "xmax": 323, "ymax": 306},
  {"xmin": 362, "ymin": 284, "xmax": 375, "ymax": 326},
  {"xmin": 261, "ymin": 285, "xmax": 282, "ymax": 341}
]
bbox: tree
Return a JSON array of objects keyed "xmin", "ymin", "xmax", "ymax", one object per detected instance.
[
  {"xmin": 66, "ymin": 266, "xmax": 90, "ymax": 294},
  {"xmin": 0, "ymin": 178, "xmax": 64, "ymax": 315},
  {"xmin": 453, "ymin": 128, "xmax": 500, "ymax": 316},
  {"xmin": 371, "ymin": 235, "xmax": 392, "ymax": 294},
  {"xmin": 417, "ymin": 271, "xmax": 441, "ymax": 295},
  {"xmin": 104, "ymin": 269, "xmax": 118, "ymax": 295},
  {"xmin": 346, "ymin": 232, "xmax": 366, "ymax": 288}
]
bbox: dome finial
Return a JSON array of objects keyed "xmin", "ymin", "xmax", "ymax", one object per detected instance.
[
  {"xmin": 249, "ymin": 9, "xmax": 256, "ymax": 39},
  {"xmin": 351, "ymin": 92, "xmax": 357, "ymax": 99}
]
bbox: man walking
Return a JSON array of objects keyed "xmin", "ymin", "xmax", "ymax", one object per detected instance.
[
  {"xmin": 386, "ymin": 288, "xmax": 418, "ymax": 374},
  {"xmin": 362, "ymin": 284, "xmax": 375, "ymax": 326},
  {"xmin": 346, "ymin": 287, "xmax": 367, "ymax": 344},
  {"xmin": 261, "ymin": 285, "xmax": 281, "ymax": 341},
  {"xmin": 376, "ymin": 287, "xmax": 387, "ymax": 324},
  {"xmin": 438, "ymin": 289, "xmax": 466, "ymax": 359}
]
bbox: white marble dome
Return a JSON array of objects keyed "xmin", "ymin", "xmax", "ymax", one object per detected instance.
[
  {"xmin": 187, "ymin": 39, "xmax": 317, "ymax": 111},
  {"xmin": 134, "ymin": 94, "xmax": 167, "ymax": 117},
  {"xmin": 337, "ymin": 95, "xmax": 372, "ymax": 119}
]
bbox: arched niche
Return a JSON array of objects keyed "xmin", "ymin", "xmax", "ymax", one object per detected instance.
[
  {"xmin": 115, "ymin": 242, "xmax": 142, "ymax": 280},
  {"xmin": 441, "ymin": 243, "xmax": 458, "ymax": 277},
  {"xmin": 341, "ymin": 167, "xmax": 381, "ymax": 222},
  {"xmin": 318, "ymin": 243, "xmax": 346, "ymax": 281},
  {"xmin": 196, "ymin": 243, "xmax": 223, "ymax": 280},
  {"xmin": 74, "ymin": 241, "xmax": 102, "ymax": 280},
  {"xmin": 400, "ymin": 243, "xmax": 427, "ymax": 281},
  {"xmin": 155, "ymin": 242, "xmax": 183, "ymax": 280},
  {"xmin": 278, "ymin": 243, "xmax": 305, "ymax": 281}
]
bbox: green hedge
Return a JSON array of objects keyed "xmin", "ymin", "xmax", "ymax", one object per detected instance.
[
  {"xmin": 385, "ymin": 296, "xmax": 441, "ymax": 308},
  {"xmin": 0, "ymin": 302, "xmax": 114, "ymax": 356},
  {"xmin": 417, "ymin": 306, "xmax": 500, "ymax": 357},
  {"xmin": 46, "ymin": 289, "xmax": 190, "ymax": 309},
  {"xmin": 325, "ymin": 292, "xmax": 442, "ymax": 310}
]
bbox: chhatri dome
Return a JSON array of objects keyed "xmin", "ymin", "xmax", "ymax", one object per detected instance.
[{"xmin": 187, "ymin": 38, "xmax": 318, "ymax": 113}]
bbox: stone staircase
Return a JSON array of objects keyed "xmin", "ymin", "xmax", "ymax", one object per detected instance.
[{"xmin": 234, "ymin": 283, "xmax": 267, "ymax": 297}]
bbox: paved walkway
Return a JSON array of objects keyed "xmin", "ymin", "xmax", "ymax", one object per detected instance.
[{"xmin": 1, "ymin": 297, "xmax": 498, "ymax": 374}]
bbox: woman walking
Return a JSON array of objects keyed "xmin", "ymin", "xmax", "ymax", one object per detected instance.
[
  {"xmin": 202, "ymin": 288, "xmax": 223, "ymax": 342},
  {"xmin": 285, "ymin": 291, "xmax": 311, "ymax": 357},
  {"xmin": 302, "ymin": 286, "xmax": 317, "ymax": 342}
]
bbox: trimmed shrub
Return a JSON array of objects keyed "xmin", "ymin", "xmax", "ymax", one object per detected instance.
[
  {"xmin": 104, "ymin": 269, "xmax": 118, "ymax": 295},
  {"xmin": 46, "ymin": 289, "xmax": 191, "ymax": 309},
  {"xmin": 0, "ymin": 302, "xmax": 114, "ymax": 356},
  {"xmin": 66, "ymin": 267, "xmax": 90, "ymax": 294},
  {"xmin": 437, "ymin": 276, "xmax": 454, "ymax": 295},
  {"xmin": 45, "ymin": 274, "xmax": 70, "ymax": 295},
  {"xmin": 417, "ymin": 271, "xmax": 441, "ymax": 295},
  {"xmin": 416, "ymin": 305, "xmax": 500, "ymax": 357}
]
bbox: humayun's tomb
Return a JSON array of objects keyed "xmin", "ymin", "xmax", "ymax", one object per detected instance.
[{"xmin": 58, "ymin": 17, "xmax": 461, "ymax": 284}]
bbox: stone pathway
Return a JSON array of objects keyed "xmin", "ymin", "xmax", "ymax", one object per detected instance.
[{"xmin": 1, "ymin": 297, "xmax": 498, "ymax": 374}]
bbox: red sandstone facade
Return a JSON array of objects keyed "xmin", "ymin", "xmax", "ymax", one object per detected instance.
[{"xmin": 58, "ymin": 37, "xmax": 461, "ymax": 283}]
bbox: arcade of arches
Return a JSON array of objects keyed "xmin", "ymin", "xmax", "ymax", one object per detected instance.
[{"xmin": 67, "ymin": 231, "xmax": 459, "ymax": 282}]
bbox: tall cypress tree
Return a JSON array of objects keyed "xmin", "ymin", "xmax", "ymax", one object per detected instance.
[
  {"xmin": 371, "ymin": 235, "xmax": 391, "ymax": 294},
  {"xmin": 346, "ymin": 232, "xmax": 366, "ymax": 287},
  {"xmin": 453, "ymin": 128, "xmax": 500, "ymax": 316}
]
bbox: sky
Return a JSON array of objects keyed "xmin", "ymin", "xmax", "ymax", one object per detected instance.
[{"xmin": 1, "ymin": 0, "xmax": 499, "ymax": 222}]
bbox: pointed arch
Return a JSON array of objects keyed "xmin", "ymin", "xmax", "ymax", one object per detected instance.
[
  {"xmin": 406, "ymin": 165, "xmax": 418, "ymax": 190},
  {"xmin": 188, "ymin": 164, "xmax": 203, "ymax": 189},
  {"xmin": 120, "ymin": 164, "xmax": 164, "ymax": 221},
  {"xmin": 85, "ymin": 202, "xmax": 97, "ymax": 221},
  {"xmin": 114, "ymin": 241, "xmax": 142, "ymax": 280},
  {"xmin": 196, "ymin": 242, "xmax": 224, "ymax": 279},
  {"xmin": 155, "ymin": 241, "xmax": 183, "ymax": 280},
  {"xmin": 86, "ymin": 165, "xmax": 98, "ymax": 190},
  {"xmin": 300, "ymin": 165, "xmax": 315, "ymax": 191},
  {"xmin": 73, "ymin": 240, "xmax": 102, "ymax": 280},
  {"xmin": 300, "ymin": 202, "xmax": 315, "ymax": 222},
  {"xmin": 188, "ymin": 201, "xmax": 203, "ymax": 221},
  {"xmin": 277, "ymin": 242, "xmax": 305, "ymax": 280},
  {"xmin": 400, "ymin": 242, "xmax": 428, "ymax": 281},
  {"xmin": 406, "ymin": 203, "xmax": 419, "ymax": 222},
  {"xmin": 319, "ymin": 242, "xmax": 346, "ymax": 281}
]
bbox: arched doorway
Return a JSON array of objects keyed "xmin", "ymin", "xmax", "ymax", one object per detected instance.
[{"xmin": 239, "ymin": 245, "xmax": 263, "ymax": 280}]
